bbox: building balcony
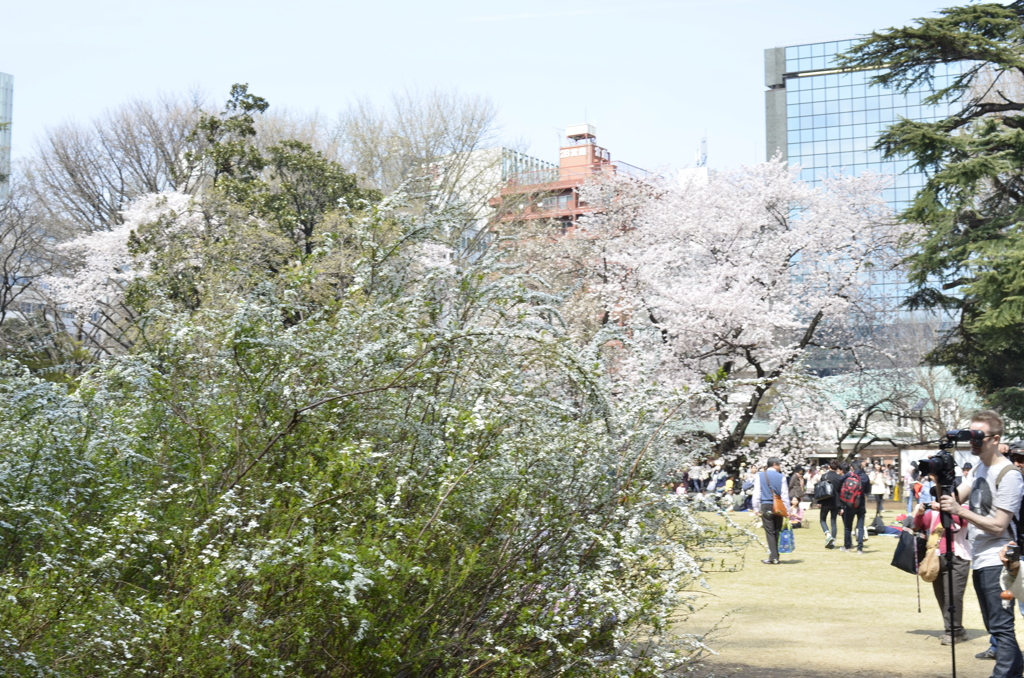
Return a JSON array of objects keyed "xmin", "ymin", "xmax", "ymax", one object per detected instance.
[{"xmin": 499, "ymin": 161, "xmax": 648, "ymax": 195}]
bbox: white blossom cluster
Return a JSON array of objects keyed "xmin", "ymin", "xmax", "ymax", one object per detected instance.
[
  {"xmin": 42, "ymin": 191, "xmax": 201, "ymax": 317},
  {"xmin": 0, "ymin": 200, "xmax": 740, "ymax": 676},
  {"xmin": 579, "ymin": 161, "xmax": 907, "ymax": 459}
]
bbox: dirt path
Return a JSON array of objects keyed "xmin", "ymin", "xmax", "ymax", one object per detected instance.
[{"xmin": 675, "ymin": 504, "xmax": 1020, "ymax": 678}]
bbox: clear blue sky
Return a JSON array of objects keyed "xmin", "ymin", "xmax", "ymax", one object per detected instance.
[{"xmin": 3, "ymin": 0, "xmax": 961, "ymax": 173}]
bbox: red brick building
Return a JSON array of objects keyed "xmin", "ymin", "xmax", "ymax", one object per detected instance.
[{"xmin": 489, "ymin": 124, "xmax": 646, "ymax": 229}]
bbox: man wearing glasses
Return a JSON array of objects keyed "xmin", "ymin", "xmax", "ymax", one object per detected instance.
[{"xmin": 939, "ymin": 410, "xmax": 1024, "ymax": 678}]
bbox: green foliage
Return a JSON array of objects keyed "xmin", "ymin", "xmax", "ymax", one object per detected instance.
[
  {"xmin": 0, "ymin": 206, "xmax": 718, "ymax": 676},
  {"xmin": 188, "ymin": 83, "xmax": 269, "ymax": 188},
  {"xmin": 190, "ymin": 86, "xmax": 380, "ymax": 258},
  {"xmin": 838, "ymin": 1, "xmax": 1024, "ymax": 417},
  {"xmin": 255, "ymin": 140, "xmax": 382, "ymax": 255}
]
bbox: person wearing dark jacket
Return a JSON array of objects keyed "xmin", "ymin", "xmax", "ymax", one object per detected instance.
[
  {"xmin": 788, "ymin": 467, "xmax": 805, "ymax": 504},
  {"xmin": 840, "ymin": 460, "xmax": 870, "ymax": 554},
  {"xmin": 816, "ymin": 461, "xmax": 844, "ymax": 549}
]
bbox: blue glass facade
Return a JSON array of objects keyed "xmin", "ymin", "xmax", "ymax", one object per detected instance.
[
  {"xmin": 766, "ymin": 41, "xmax": 963, "ymax": 307},
  {"xmin": 781, "ymin": 41, "xmax": 962, "ymax": 208}
]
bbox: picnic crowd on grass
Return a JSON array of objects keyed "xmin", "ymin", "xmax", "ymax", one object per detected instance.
[{"xmin": 672, "ymin": 409, "xmax": 1024, "ymax": 678}]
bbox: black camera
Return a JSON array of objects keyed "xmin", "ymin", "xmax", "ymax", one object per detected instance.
[
  {"xmin": 1007, "ymin": 543, "xmax": 1020, "ymax": 564},
  {"xmin": 946, "ymin": 429, "xmax": 986, "ymax": 445},
  {"xmin": 917, "ymin": 449, "xmax": 958, "ymax": 488}
]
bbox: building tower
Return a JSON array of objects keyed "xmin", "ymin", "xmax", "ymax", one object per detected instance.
[
  {"xmin": 764, "ymin": 40, "xmax": 963, "ymax": 307},
  {"xmin": 489, "ymin": 124, "xmax": 646, "ymax": 229},
  {"xmin": 0, "ymin": 72, "xmax": 11, "ymax": 198}
]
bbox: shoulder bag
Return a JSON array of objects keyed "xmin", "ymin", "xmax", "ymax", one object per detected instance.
[
  {"xmin": 918, "ymin": 524, "xmax": 944, "ymax": 583},
  {"xmin": 891, "ymin": 528, "xmax": 927, "ymax": 575},
  {"xmin": 764, "ymin": 472, "xmax": 787, "ymax": 516}
]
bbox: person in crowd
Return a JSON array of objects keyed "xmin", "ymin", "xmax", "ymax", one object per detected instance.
[
  {"xmin": 905, "ymin": 463, "xmax": 919, "ymax": 514},
  {"xmin": 730, "ymin": 483, "xmax": 746, "ymax": 512},
  {"xmin": 789, "ymin": 496, "xmax": 804, "ymax": 528},
  {"xmin": 817, "ymin": 460, "xmax": 844, "ymax": 549},
  {"xmin": 956, "ymin": 462, "xmax": 972, "ymax": 490},
  {"xmin": 805, "ymin": 466, "xmax": 820, "ymax": 501},
  {"xmin": 1008, "ymin": 441, "xmax": 1024, "ymax": 472},
  {"xmin": 688, "ymin": 463, "xmax": 704, "ymax": 493},
  {"xmin": 920, "ymin": 474, "xmax": 936, "ymax": 505},
  {"xmin": 742, "ymin": 466, "xmax": 759, "ymax": 512},
  {"xmin": 869, "ymin": 463, "xmax": 887, "ymax": 515},
  {"xmin": 938, "ymin": 410, "xmax": 1024, "ymax": 677},
  {"xmin": 914, "ymin": 495, "xmax": 971, "ymax": 646},
  {"xmin": 752, "ymin": 457, "xmax": 790, "ymax": 564},
  {"xmin": 788, "ymin": 466, "xmax": 805, "ymax": 505},
  {"xmin": 709, "ymin": 463, "xmax": 728, "ymax": 495},
  {"xmin": 840, "ymin": 460, "xmax": 870, "ymax": 554}
]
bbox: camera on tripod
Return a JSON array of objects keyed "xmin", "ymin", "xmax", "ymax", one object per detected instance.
[
  {"xmin": 917, "ymin": 450, "xmax": 957, "ymax": 488},
  {"xmin": 916, "ymin": 429, "xmax": 979, "ymax": 489}
]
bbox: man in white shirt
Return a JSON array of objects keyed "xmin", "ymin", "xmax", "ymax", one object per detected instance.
[{"xmin": 940, "ymin": 410, "xmax": 1024, "ymax": 678}]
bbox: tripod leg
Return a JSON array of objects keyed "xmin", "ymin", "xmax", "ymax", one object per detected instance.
[{"xmin": 941, "ymin": 509, "xmax": 957, "ymax": 678}]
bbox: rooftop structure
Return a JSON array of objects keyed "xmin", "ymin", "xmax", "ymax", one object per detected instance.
[{"xmin": 489, "ymin": 124, "xmax": 646, "ymax": 228}]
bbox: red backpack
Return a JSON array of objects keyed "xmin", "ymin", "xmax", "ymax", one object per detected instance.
[{"xmin": 839, "ymin": 475, "xmax": 863, "ymax": 506}]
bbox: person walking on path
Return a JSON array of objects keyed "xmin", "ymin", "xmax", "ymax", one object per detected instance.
[
  {"xmin": 938, "ymin": 410, "xmax": 1024, "ymax": 678},
  {"xmin": 816, "ymin": 460, "xmax": 844, "ymax": 549},
  {"xmin": 913, "ymin": 497, "xmax": 971, "ymax": 646},
  {"xmin": 839, "ymin": 460, "xmax": 869, "ymax": 554},
  {"xmin": 752, "ymin": 457, "xmax": 790, "ymax": 564}
]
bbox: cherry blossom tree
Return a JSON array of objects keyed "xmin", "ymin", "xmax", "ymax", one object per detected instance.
[{"xmin": 580, "ymin": 160, "xmax": 909, "ymax": 461}]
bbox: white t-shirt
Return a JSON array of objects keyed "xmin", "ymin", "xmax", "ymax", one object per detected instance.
[{"xmin": 965, "ymin": 457, "xmax": 1024, "ymax": 570}]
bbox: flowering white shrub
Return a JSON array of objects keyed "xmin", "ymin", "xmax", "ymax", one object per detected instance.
[{"xmin": 0, "ymin": 202, "xmax": 738, "ymax": 676}]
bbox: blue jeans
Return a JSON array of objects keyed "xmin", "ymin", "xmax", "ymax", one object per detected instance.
[
  {"xmin": 819, "ymin": 504, "xmax": 838, "ymax": 537},
  {"xmin": 974, "ymin": 565, "xmax": 1023, "ymax": 677},
  {"xmin": 842, "ymin": 507, "xmax": 865, "ymax": 549}
]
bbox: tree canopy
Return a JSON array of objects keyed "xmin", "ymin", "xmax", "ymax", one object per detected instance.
[{"xmin": 839, "ymin": 1, "xmax": 1024, "ymax": 417}]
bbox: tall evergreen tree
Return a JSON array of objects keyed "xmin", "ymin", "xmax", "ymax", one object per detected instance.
[{"xmin": 839, "ymin": 2, "xmax": 1024, "ymax": 418}]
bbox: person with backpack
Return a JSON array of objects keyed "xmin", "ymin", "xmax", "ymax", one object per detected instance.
[
  {"xmin": 839, "ymin": 460, "xmax": 870, "ymax": 554},
  {"xmin": 937, "ymin": 410, "xmax": 1024, "ymax": 678},
  {"xmin": 814, "ymin": 460, "xmax": 844, "ymax": 549},
  {"xmin": 751, "ymin": 457, "xmax": 790, "ymax": 564}
]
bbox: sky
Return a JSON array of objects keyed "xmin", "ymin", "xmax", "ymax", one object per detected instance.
[{"xmin": 2, "ymin": 0, "xmax": 962, "ymax": 174}]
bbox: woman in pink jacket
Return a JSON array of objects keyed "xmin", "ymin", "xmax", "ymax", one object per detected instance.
[{"xmin": 913, "ymin": 500, "xmax": 971, "ymax": 646}]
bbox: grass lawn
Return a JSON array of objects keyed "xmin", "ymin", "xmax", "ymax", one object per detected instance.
[{"xmin": 675, "ymin": 502, "xmax": 1023, "ymax": 677}]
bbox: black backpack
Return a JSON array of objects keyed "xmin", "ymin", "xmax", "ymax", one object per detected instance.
[{"xmin": 813, "ymin": 478, "xmax": 835, "ymax": 502}]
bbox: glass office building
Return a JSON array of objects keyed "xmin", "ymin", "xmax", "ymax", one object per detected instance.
[
  {"xmin": 0, "ymin": 72, "xmax": 11, "ymax": 198},
  {"xmin": 765, "ymin": 40, "xmax": 963, "ymax": 306}
]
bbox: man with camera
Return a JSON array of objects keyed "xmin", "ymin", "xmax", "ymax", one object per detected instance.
[{"xmin": 939, "ymin": 411, "xmax": 1024, "ymax": 678}]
